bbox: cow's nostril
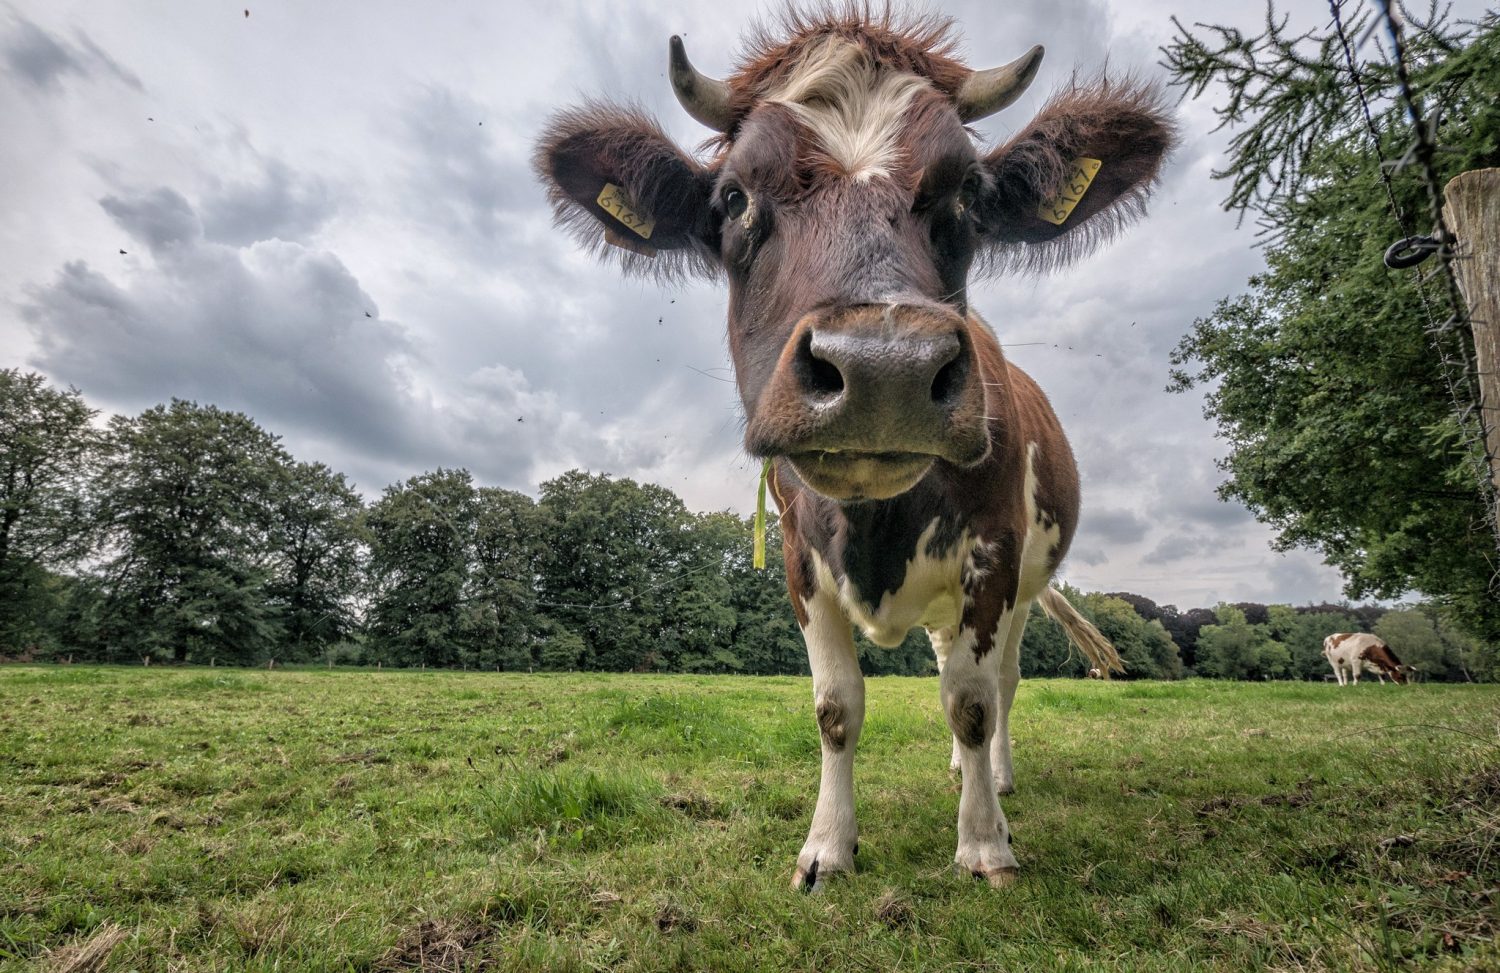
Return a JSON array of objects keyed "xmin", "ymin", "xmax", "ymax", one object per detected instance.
[
  {"xmin": 799, "ymin": 330, "xmax": 845, "ymax": 398},
  {"xmin": 808, "ymin": 354, "xmax": 845, "ymax": 396},
  {"xmin": 930, "ymin": 356, "xmax": 966, "ymax": 406}
]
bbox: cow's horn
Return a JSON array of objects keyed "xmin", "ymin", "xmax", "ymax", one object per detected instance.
[
  {"xmin": 669, "ymin": 35, "xmax": 734, "ymax": 132},
  {"xmin": 956, "ymin": 45, "xmax": 1045, "ymax": 122}
]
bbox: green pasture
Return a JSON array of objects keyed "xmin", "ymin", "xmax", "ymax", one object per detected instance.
[{"xmin": 1, "ymin": 667, "xmax": 1495, "ymax": 971}]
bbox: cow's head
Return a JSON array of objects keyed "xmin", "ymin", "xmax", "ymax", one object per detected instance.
[{"xmin": 536, "ymin": 12, "xmax": 1174, "ymax": 501}]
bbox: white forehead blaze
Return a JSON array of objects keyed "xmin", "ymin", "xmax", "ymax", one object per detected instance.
[{"xmin": 766, "ymin": 36, "xmax": 932, "ymax": 182}]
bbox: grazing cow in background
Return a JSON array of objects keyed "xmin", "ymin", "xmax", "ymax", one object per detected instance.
[
  {"xmin": 536, "ymin": 7, "xmax": 1173, "ymax": 889},
  {"xmin": 1323, "ymin": 633, "xmax": 1410, "ymax": 685}
]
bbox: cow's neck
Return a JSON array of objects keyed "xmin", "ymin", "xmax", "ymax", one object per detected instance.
[
  {"xmin": 790, "ymin": 439, "xmax": 1025, "ymax": 639},
  {"xmin": 822, "ymin": 478, "xmax": 969, "ymax": 606}
]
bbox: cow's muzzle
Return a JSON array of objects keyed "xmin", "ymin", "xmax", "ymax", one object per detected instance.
[{"xmin": 745, "ymin": 304, "xmax": 989, "ymax": 500}]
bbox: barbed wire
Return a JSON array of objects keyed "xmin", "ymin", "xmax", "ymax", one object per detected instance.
[
  {"xmin": 1329, "ymin": 1, "xmax": 1413, "ymax": 232},
  {"xmin": 1336, "ymin": 0, "xmax": 1500, "ymax": 587}
]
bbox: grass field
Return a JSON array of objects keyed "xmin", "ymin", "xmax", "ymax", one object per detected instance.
[{"xmin": 1, "ymin": 667, "xmax": 1496, "ymax": 972}]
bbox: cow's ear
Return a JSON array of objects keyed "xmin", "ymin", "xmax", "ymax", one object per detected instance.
[
  {"xmin": 975, "ymin": 78, "xmax": 1176, "ymax": 273},
  {"xmin": 534, "ymin": 102, "xmax": 718, "ymax": 276}
]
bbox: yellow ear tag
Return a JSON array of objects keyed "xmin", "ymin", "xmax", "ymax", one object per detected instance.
[
  {"xmin": 1037, "ymin": 158, "xmax": 1102, "ymax": 226},
  {"xmin": 596, "ymin": 183, "xmax": 655, "ymax": 240},
  {"xmin": 753, "ymin": 459, "xmax": 771, "ymax": 570}
]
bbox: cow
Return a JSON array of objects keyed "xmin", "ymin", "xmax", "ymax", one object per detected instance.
[
  {"xmin": 1322, "ymin": 632, "xmax": 1409, "ymax": 685},
  {"xmin": 535, "ymin": 7, "xmax": 1174, "ymax": 889}
]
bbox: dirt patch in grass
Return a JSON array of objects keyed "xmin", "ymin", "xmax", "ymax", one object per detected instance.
[
  {"xmin": 88, "ymin": 795, "xmax": 140, "ymax": 815},
  {"xmin": 654, "ymin": 901, "xmax": 696, "ymax": 933},
  {"xmin": 372, "ymin": 919, "xmax": 490, "ymax": 972},
  {"xmin": 44, "ymin": 921, "xmax": 128, "ymax": 973},
  {"xmin": 330, "ymin": 748, "xmax": 389, "ymax": 765},
  {"xmin": 1193, "ymin": 779, "xmax": 1318, "ymax": 816},
  {"xmin": 873, "ymin": 889, "xmax": 915, "ymax": 929},
  {"xmin": 1463, "ymin": 763, "xmax": 1500, "ymax": 806},
  {"xmin": 114, "ymin": 832, "xmax": 155, "ymax": 856},
  {"xmin": 659, "ymin": 791, "xmax": 722, "ymax": 819},
  {"xmin": 229, "ymin": 905, "xmax": 294, "ymax": 957}
]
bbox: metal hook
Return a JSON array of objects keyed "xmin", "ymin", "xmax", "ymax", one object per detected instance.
[{"xmin": 1383, "ymin": 234, "xmax": 1443, "ymax": 270}]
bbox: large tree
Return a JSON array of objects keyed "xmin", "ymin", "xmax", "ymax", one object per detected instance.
[
  {"xmin": 364, "ymin": 468, "xmax": 479, "ymax": 668},
  {"xmin": 534, "ymin": 471, "xmax": 698, "ymax": 672},
  {"xmin": 1266, "ymin": 604, "xmax": 1342, "ymax": 681},
  {"xmin": 95, "ymin": 401, "xmax": 289, "ymax": 662},
  {"xmin": 0, "ymin": 370, "xmax": 103, "ymax": 652},
  {"xmin": 1195, "ymin": 604, "xmax": 1281, "ymax": 680},
  {"xmin": 730, "ymin": 518, "xmax": 811, "ymax": 676},
  {"xmin": 266, "ymin": 461, "xmax": 365, "ymax": 660},
  {"xmin": 1079, "ymin": 592, "xmax": 1184, "ymax": 679},
  {"xmin": 469, "ymin": 486, "xmax": 544, "ymax": 670},
  {"xmin": 1165, "ymin": 7, "xmax": 1500, "ymax": 641}
]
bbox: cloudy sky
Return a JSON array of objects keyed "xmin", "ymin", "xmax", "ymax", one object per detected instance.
[{"xmin": 0, "ymin": 0, "xmax": 1439, "ymax": 609}]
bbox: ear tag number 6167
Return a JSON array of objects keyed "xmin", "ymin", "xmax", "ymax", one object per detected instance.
[
  {"xmin": 1037, "ymin": 158, "xmax": 1102, "ymax": 226},
  {"xmin": 597, "ymin": 183, "xmax": 656, "ymax": 239}
]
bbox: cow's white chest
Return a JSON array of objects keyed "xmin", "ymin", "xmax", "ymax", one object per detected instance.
[
  {"xmin": 805, "ymin": 444, "xmax": 1063, "ymax": 647},
  {"xmin": 809, "ymin": 520, "xmax": 968, "ymax": 647}
]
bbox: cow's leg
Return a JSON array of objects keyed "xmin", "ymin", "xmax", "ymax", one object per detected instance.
[
  {"xmin": 992, "ymin": 607, "xmax": 1027, "ymax": 796},
  {"xmin": 941, "ymin": 623, "xmax": 1017, "ymax": 887},
  {"xmin": 927, "ymin": 626, "xmax": 962, "ymax": 773},
  {"xmin": 792, "ymin": 587, "xmax": 863, "ymax": 892}
]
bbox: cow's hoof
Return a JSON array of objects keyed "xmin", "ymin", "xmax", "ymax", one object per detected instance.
[
  {"xmin": 954, "ymin": 835, "xmax": 1018, "ymax": 889},
  {"xmin": 954, "ymin": 861, "xmax": 1019, "ymax": 888},
  {"xmin": 791, "ymin": 844, "xmax": 854, "ymax": 892},
  {"xmin": 982, "ymin": 866, "xmax": 1019, "ymax": 888},
  {"xmin": 995, "ymin": 779, "xmax": 1015, "ymax": 796},
  {"xmin": 792, "ymin": 858, "xmax": 843, "ymax": 893}
]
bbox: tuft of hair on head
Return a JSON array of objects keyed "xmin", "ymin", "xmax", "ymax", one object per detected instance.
[{"xmin": 719, "ymin": 2, "xmax": 970, "ymax": 130}]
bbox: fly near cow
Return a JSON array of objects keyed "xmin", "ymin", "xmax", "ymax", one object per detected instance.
[{"xmin": 535, "ymin": 5, "xmax": 1175, "ymax": 889}]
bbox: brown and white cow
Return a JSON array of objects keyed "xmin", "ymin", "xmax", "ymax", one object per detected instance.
[
  {"xmin": 536, "ymin": 8, "xmax": 1174, "ymax": 889},
  {"xmin": 1323, "ymin": 632, "xmax": 1409, "ymax": 685}
]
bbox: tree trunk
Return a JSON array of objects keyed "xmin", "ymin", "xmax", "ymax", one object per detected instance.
[{"xmin": 1442, "ymin": 168, "xmax": 1500, "ymax": 536}]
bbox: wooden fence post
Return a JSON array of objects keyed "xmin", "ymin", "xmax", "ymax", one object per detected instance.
[{"xmin": 1443, "ymin": 168, "xmax": 1500, "ymax": 532}]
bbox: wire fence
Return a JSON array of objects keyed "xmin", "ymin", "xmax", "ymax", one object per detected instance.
[{"xmin": 1329, "ymin": 0, "xmax": 1500, "ymax": 588}]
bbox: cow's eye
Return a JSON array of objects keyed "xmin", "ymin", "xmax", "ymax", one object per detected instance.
[{"xmin": 723, "ymin": 186, "xmax": 750, "ymax": 221}]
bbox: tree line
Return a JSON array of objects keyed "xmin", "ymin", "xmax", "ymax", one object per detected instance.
[{"xmin": 1, "ymin": 370, "xmax": 1493, "ymax": 680}]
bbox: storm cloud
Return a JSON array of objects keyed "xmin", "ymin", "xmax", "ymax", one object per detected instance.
[{"xmin": 3, "ymin": 16, "xmax": 141, "ymax": 92}]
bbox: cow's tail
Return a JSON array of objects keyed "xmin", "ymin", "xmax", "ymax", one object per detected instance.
[{"xmin": 1038, "ymin": 586, "xmax": 1124, "ymax": 677}]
